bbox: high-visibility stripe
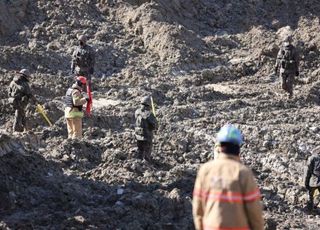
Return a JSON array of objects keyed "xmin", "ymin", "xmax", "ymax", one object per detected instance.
[
  {"xmin": 193, "ymin": 188, "xmax": 260, "ymax": 203},
  {"xmin": 243, "ymin": 189, "xmax": 261, "ymax": 202},
  {"xmin": 204, "ymin": 226, "xmax": 249, "ymax": 230}
]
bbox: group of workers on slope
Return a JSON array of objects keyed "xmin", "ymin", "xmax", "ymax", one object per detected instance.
[{"xmin": 7, "ymin": 32, "xmax": 320, "ymax": 228}]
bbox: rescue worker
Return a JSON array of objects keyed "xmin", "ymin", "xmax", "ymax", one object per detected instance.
[
  {"xmin": 274, "ymin": 35, "xmax": 299, "ymax": 98},
  {"xmin": 71, "ymin": 35, "xmax": 95, "ymax": 89},
  {"xmin": 193, "ymin": 124, "xmax": 264, "ymax": 230},
  {"xmin": 134, "ymin": 96, "xmax": 158, "ymax": 161},
  {"xmin": 304, "ymin": 148, "xmax": 320, "ymax": 212},
  {"xmin": 8, "ymin": 69, "xmax": 37, "ymax": 132},
  {"xmin": 65, "ymin": 76, "xmax": 89, "ymax": 139}
]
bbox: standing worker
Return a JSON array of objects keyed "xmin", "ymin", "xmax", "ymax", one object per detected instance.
[
  {"xmin": 64, "ymin": 76, "xmax": 89, "ymax": 139},
  {"xmin": 8, "ymin": 69, "xmax": 37, "ymax": 132},
  {"xmin": 274, "ymin": 35, "xmax": 299, "ymax": 99},
  {"xmin": 134, "ymin": 96, "xmax": 158, "ymax": 161},
  {"xmin": 304, "ymin": 148, "xmax": 320, "ymax": 213},
  {"xmin": 71, "ymin": 34, "xmax": 95, "ymax": 89},
  {"xmin": 193, "ymin": 124, "xmax": 264, "ymax": 230}
]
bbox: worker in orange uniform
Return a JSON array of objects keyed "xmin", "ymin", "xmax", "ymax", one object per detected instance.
[
  {"xmin": 64, "ymin": 76, "xmax": 89, "ymax": 139},
  {"xmin": 193, "ymin": 124, "xmax": 264, "ymax": 230}
]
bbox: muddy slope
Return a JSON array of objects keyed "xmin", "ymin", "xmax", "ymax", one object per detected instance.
[{"xmin": 1, "ymin": 0, "xmax": 320, "ymax": 229}]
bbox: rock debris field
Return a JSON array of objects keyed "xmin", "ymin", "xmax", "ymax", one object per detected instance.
[{"xmin": 1, "ymin": 0, "xmax": 320, "ymax": 229}]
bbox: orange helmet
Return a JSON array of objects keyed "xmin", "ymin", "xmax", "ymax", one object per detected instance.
[{"xmin": 76, "ymin": 76, "xmax": 87, "ymax": 85}]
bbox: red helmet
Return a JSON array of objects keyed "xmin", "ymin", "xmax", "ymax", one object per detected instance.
[{"xmin": 76, "ymin": 76, "xmax": 87, "ymax": 85}]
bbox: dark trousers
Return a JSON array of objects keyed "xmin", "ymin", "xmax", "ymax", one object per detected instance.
[
  {"xmin": 13, "ymin": 107, "xmax": 26, "ymax": 132},
  {"xmin": 280, "ymin": 72, "xmax": 294, "ymax": 97},
  {"xmin": 137, "ymin": 140, "xmax": 152, "ymax": 161}
]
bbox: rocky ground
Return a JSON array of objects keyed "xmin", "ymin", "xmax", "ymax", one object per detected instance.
[{"xmin": 1, "ymin": 0, "xmax": 320, "ymax": 229}]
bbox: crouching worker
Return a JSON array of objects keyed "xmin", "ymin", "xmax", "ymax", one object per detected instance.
[
  {"xmin": 193, "ymin": 124, "xmax": 264, "ymax": 230},
  {"xmin": 65, "ymin": 76, "xmax": 89, "ymax": 139}
]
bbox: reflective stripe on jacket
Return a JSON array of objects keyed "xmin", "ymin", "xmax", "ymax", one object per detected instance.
[
  {"xmin": 192, "ymin": 153, "xmax": 264, "ymax": 230},
  {"xmin": 64, "ymin": 85, "xmax": 87, "ymax": 118}
]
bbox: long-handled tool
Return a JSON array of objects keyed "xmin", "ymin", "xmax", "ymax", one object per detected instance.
[
  {"xmin": 36, "ymin": 104, "xmax": 53, "ymax": 126},
  {"xmin": 150, "ymin": 96, "xmax": 156, "ymax": 118}
]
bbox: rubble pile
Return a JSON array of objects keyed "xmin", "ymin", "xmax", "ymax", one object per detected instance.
[{"xmin": 1, "ymin": 0, "xmax": 320, "ymax": 229}]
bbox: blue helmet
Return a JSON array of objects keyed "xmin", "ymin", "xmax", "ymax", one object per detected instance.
[{"xmin": 216, "ymin": 124, "xmax": 243, "ymax": 146}]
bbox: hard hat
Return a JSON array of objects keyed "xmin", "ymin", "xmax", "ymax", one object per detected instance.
[
  {"xmin": 141, "ymin": 96, "xmax": 151, "ymax": 106},
  {"xmin": 19, "ymin": 69, "xmax": 30, "ymax": 77},
  {"xmin": 77, "ymin": 35, "xmax": 87, "ymax": 43},
  {"xmin": 216, "ymin": 124, "xmax": 243, "ymax": 146},
  {"xmin": 76, "ymin": 76, "xmax": 87, "ymax": 85}
]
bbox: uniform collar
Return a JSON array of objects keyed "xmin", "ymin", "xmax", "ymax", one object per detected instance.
[{"xmin": 217, "ymin": 152, "xmax": 241, "ymax": 162}]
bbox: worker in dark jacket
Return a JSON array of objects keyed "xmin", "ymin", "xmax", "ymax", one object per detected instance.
[
  {"xmin": 304, "ymin": 149, "xmax": 320, "ymax": 212},
  {"xmin": 134, "ymin": 96, "xmax": 158, "ymax": 161},
  {"xmin": 274, "ymin": 35, "xmax": 299, "ymax": 98},
  {"xmin": 71, "ymin": 35, "xmax": 95, "ymax": 89},
  {"xmin": 8, "ymin": 69, "xmax": 36, "ymax": 132}
]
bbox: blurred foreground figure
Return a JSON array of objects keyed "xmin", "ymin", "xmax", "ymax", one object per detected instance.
[{"xmin": 193, "ymin": 124, "xmax": 264, "ymax": 230}]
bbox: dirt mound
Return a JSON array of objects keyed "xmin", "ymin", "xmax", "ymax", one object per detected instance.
[
  {"xmin": 0, "ymin": 0, "xmax": 29, "ymax": 36},
  {"xmin": 2, "ymin": 0, "xmax": 320, "ymax": 229}
]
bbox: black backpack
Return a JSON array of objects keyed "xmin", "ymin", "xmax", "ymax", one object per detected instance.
[
  {"xmin": 135, "ymin": 112, "xmax": 147, "ymax": 140},
  {"xmin": 281, "ymin": 45, "xmax": 296, "ymax": 70},
  {"xmin": 75, "ymin": 47, "xmax": 92, "ymax": 68}
]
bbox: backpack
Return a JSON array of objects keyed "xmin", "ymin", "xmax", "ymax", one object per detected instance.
[
  {"xmin": 135, "ymin": 112, "xmax": 147, "ymax": 141},
  {"xmin": 280, "ymin": 45, "xmax": 296, "ymax": 70},
  {"xmin": 9, "ymin": 81, "xmax": 23, "ymax": 99}
]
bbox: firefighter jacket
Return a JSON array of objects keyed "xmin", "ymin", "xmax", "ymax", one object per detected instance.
[
  {"xmin": 192, "ymin": 153, "xmax": 264, "ymax": 230},
  {"xmin": 64, "ymin": 84, "xmax": 87, "ymax": 118}
]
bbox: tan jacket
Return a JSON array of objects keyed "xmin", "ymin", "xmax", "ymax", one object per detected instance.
[
  {"xmin": 193, "ymin": 153, "xmax": 264, "ymax": 230},
  {"xmin": 65, "ymin": 84, "xmax": 87, "ymax": 118}
]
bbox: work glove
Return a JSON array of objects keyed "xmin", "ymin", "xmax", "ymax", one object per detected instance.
[{"xmin": 82, "ymin": 92, "xmax": 89, "ymax": 101}]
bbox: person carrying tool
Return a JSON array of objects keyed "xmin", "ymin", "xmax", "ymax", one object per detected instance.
[
  {"xmin": 8, "ymin": 69, "xmax": 37, "ymax": 132},
  {"xmin": 304, "ymin": 147, "xmax": 320, "ymax": 213},
  {"xmin": 64, "ymin": 76, "xmax": 89, "ymax": 139},
  {"xmin": 193, "ymin": 124, "xmax": 264, "ymax": 230},
  {"xmin": 134, "ymin": 96, "xmax": 158, "ymax": 161},
  {"xmin": 71, "ymin": 34, "xmax": 95, "ymax": 89},
  {"xmin": 274, "ymin": 35, "xmax": 299, "ymax": 99}
]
